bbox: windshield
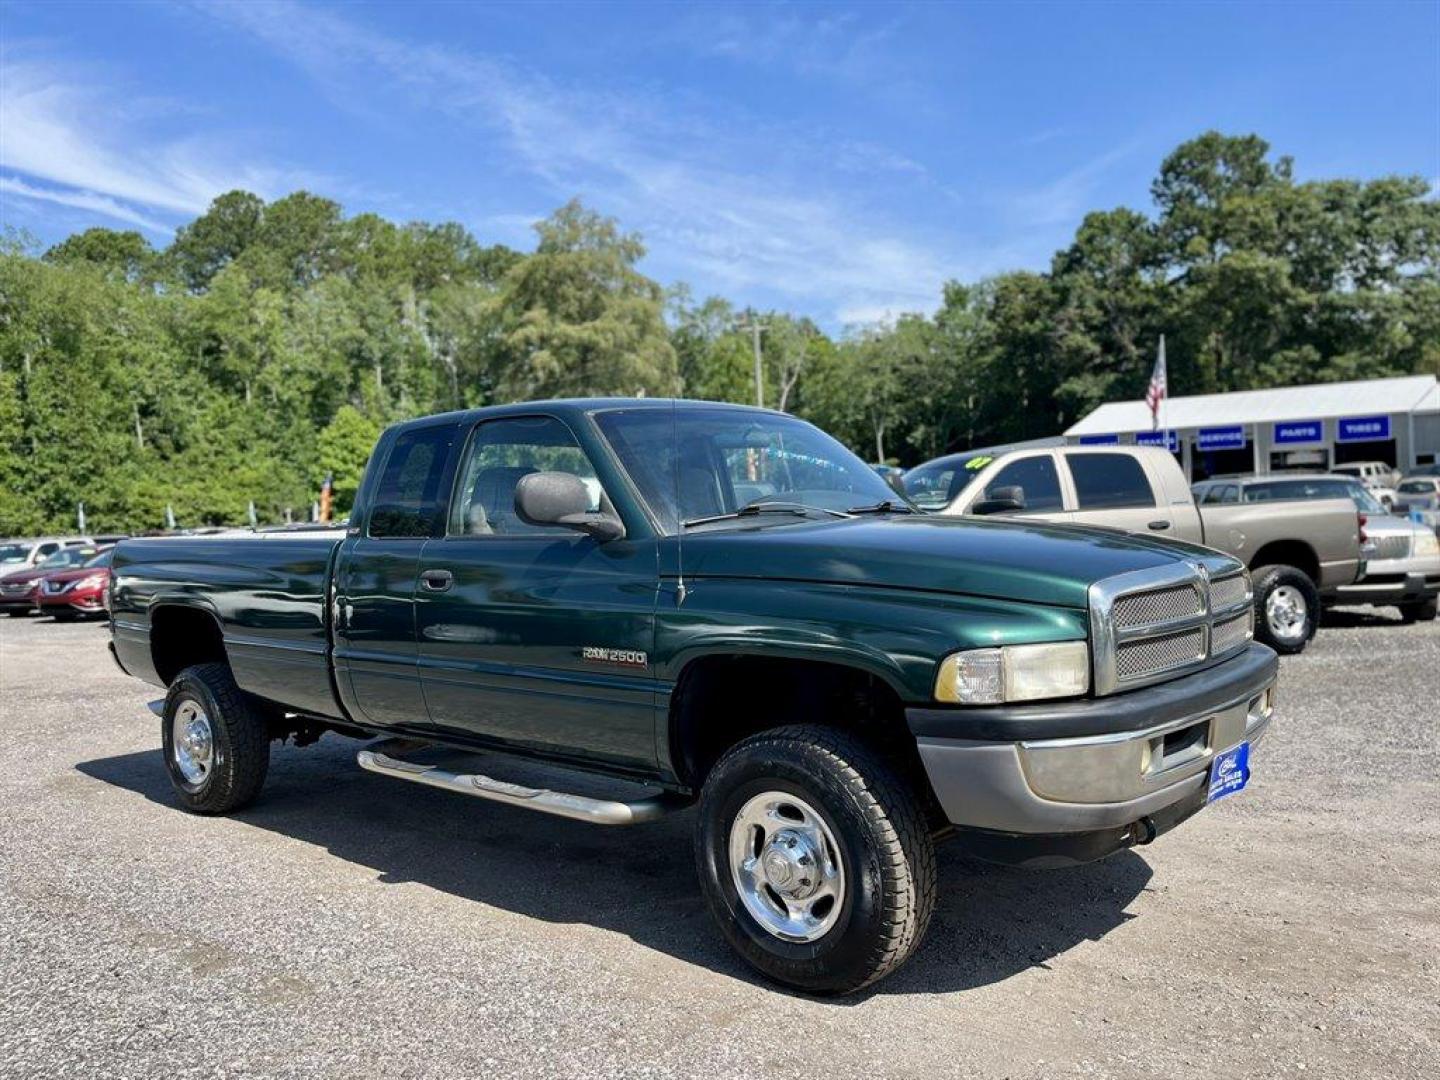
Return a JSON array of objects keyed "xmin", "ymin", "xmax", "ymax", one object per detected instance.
[
  {"xmin": 901, "ymin": 452, "xmax": 995, "ymax": 510},
  {"xmin": 1398, "ymin": 480, "xmax": 1434, "ymax": 494},
  {"xmin": 0, "ymin": 543, "xmax": 30, "ymax": 564},
  {"xmin": 38, "ymin": 547, "xmax": 98, "ymax": 570},
  {"xmin": 82, "ymin": 548, "xmax": 114, "ymax": 569},
  {"xmin": 594, "ymin": 406, "xmax": 901, "ymax": 532}
]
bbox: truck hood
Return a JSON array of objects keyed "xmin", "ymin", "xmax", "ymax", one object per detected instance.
[{"xmin": 679, "ymin": 514, "xmax": 1237, "ymax": 609}]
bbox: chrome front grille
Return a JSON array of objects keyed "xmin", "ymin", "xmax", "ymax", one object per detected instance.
[
  {"xmin": 1115, "ymin": 628, "xmax": 1206, "ymax": 679},
  {"xmin": 1113, "ymin": 584, "xmax": 1202, "ymax": 627},
  {"xmin": 1210, "ymin": 609, "xmax": 1254, "ymax": 655},
  {"xmin": 1090, "ymin": 564, "xmax": 1254, "ymax": 695},
  {"xmin": 1372, "ymin": 535, "xmax": 1411, "ymax": 560},
  {"xmin": 1209, "ymin": 574, "xmax": 1249, "ymax": 612}
]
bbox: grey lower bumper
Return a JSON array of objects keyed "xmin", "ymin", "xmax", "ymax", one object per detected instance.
[
  {"xmin": 915, "ymin": 662, "xmax": 1277, "ymax": 835},
  {"xmin": 1329, "ymin": 569, "xmax": 1439, "ymax": 606}
]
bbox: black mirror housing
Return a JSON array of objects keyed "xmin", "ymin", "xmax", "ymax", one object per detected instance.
[
  {"xmin": 514, "ymin": 472, "xmax": 625, "ymax": 541},
  {"xmin": 972, "ymin": 484, "xmax": 1026, "ymax": 516}
]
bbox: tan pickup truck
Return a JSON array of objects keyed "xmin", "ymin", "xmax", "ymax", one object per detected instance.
[{"xmin": 902, "ymin": 444, "xmax": 1364, "ymax": 654}]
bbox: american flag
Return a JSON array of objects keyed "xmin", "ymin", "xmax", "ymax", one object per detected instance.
[{"xmin": 1146, "ymin": 336, "xmax": 1167, "ymax": 431}]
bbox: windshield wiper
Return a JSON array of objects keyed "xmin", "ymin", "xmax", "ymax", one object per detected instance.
[
  {"xmin": 845, "ymin": 499, "xmax": 917, "ymax": 515},
  {"xmin": 682, "ymin": 502, "xmax": 853, "ymax": 528}
]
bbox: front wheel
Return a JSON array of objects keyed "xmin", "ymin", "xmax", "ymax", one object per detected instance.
[
  {"xmin": 1251, "ymin": 565, "xmax": 1318, "ymax": 655},
  {"xmin": 161, "ymin": 663, "xmax": 270, "ymax": 814},
  {"xmin": 694, "ymin": 725, "xmax": 936, "ymax": 995}
]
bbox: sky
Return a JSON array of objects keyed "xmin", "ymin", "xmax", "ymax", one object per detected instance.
[{"xmin": 1, "ymin": 0, "xmax": 1437, "ymax": 328}]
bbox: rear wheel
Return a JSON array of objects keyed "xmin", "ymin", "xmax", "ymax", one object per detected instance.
[
  {"xmin": 1251, "ymin": 565, "xmax": 1318, "ymax": 655},
  {"xmin": 1399, "ymin": 598, "xmax": 1437, "ymax": 623},
  {"xmin": 161, "ymin": 663, "xmax": 269, "ymax": 814},
  {"xmin": 694, "ymin": 725, "xmax": 936, "ymax": 995}
]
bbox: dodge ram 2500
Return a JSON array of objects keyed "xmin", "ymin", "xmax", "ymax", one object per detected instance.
[{"xmin": 110, "ymin": 399, "xmax": 1278, "ymax": 994}]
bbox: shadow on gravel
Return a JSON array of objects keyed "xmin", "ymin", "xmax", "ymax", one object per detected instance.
[
  {"xmin": 77, "ymin": 740, "xmax": 1151, "ymax": 1001},
  {"xmin": 1319, "ymin": 606, "xmax": 1406, "ymax": 629}
]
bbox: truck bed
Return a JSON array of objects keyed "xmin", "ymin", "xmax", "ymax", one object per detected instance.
[{"xmin": 110, "ymin": 530, "xmax": 345, "ymax": 719}]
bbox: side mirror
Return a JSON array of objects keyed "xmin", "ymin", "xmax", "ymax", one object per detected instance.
[
  {"xmin": 972, "ymin": 484, "xmax": 1026, "ymax": 516},
  {"xmin": 515, "ymin": 472, "xmax": 625, "ymax": 542}
]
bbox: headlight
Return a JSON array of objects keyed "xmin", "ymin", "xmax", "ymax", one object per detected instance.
[
  {"xmin": 934, "ymin": 641, "xmax": 1090, "ymax": 704},
  {"xmin": 1414, "ymin": 530, "xmax": 1440, "ymax": 559},
  {"xmin": 72, "ymin": 574, "xmax": 107, "ymax": 592}
]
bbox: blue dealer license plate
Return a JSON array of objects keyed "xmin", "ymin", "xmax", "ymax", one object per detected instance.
[{"xmin": 1207, "ymin": 742, "xmax": 1250, "ymax": 804}]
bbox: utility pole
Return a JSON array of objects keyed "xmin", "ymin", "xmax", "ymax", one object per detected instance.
[{"xmin": 736, "ymin": 310, "xmax": 767, "ymax": 408}]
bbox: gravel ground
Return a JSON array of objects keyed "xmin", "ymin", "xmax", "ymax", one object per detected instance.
[{"xmin": 1, "ymin": 610, "xmax": 1437, "ymax": 1080}]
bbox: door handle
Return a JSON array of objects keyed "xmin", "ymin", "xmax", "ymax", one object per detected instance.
[
  {"xmin": 1147, "ymin": 520, "xmax": 1171, "ymax": 531},
  {"xmin": 420, "ymin": 569, "xmax": 454, "ymax": 592}
]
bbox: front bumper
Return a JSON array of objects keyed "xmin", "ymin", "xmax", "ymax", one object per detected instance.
[
  {"xmin": 1329, "ymin": 557, "xmax": 1440, "ymax": 606},
  {"xmin": 0, "ymin": 592, "xmax": 37, "ymax": 611},
  {"xmin": 37, "ymin": 591, "xmax": 106, "ymax": 615},
  {"xmin": 908, "ymin": 643, "xmax": 1278, "ymax": 839}
]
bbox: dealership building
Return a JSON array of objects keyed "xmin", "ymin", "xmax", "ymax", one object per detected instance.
[{"xmin": 1065, "ymin": 374, "xmax": 1440, "ymax": 480}]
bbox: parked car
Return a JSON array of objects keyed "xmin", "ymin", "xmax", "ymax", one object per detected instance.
[
  {"xmin": 1331, "ymin": 461, "xmax": 1400, "ymax": 506},
  {"xmin": 0, "ymin": 544, "xmax": 105, "ymax": 615},
  {"xmin": 1394, "ymin": 476, "xmax": 1440, "ymax": 532},
  {"xmin": 109, "ymin": 399, "xmax": 1277, "ymax": 995},
  {"xmin": 903, "ymin": 445, "xmax": 1362, "ymax": 654},
  {"xmin": 35, "ymin": 547, "xmax": 115, "ymax": 620},
  {"xmin": 0, "ymin": 536, "xmax": 96, "ymax": 572},
  {"xmin": 1222, "ymin": 475, "xmax": 1439, "ymax": 623}
]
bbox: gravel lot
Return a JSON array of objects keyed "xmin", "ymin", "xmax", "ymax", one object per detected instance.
[{"xmin": 1, "ymin": 610, "xmax": 1437, "ymax": 1080}]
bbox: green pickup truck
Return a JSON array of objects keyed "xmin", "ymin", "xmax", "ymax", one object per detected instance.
[{"xmin": 110, "ymin": 399, "xmax": 1278, "ymax": 994}]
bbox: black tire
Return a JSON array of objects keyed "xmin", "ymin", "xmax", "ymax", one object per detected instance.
[
  {"xmin": 1399, "ymin": 598, "xmax": 1438, "ymax": 623},
  {"xmin": 161, "ymin": 663, "xmax": 269, "ymax": 814},
  {"xmin": 694, "ymin": 725, "xmax": 937, "ymax": 995},
  {"xmin": 1251, "ymin": 565, "xmax": 1319, "ymax": 655}
]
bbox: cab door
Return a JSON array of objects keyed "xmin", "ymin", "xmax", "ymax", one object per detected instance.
[
  {"xmin": 414, "ymin": 414, "xmax": 659, "ymax": 772},
  {"xmin": 333, "ymin": 420, "xmax": 460, "ymax": 730}
]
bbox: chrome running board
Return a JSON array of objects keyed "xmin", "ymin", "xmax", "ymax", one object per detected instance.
[{"xmin": 355, "ymin": 738, "xmax": 684, "ymax": 826}]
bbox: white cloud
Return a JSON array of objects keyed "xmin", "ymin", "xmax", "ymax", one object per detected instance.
[
  {"xmin": 0, "ymin": 49, "xmax": 325, "ymax": 231},
  {"xmin": 0, "ymin": 175, "xmax": 170, "ymax": 233},
  {"xmin": 193, "ymin": 0, "xmax": 963, "ymax": 323}
]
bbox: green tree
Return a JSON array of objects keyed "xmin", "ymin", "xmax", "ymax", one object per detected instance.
[{"xmin": 491, "ymin": 199, "xmax": 677, "ymax": 399}]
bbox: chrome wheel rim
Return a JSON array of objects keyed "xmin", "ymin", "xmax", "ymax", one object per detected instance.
[
  {"xmin": 172, "ymin": 699, "xmax": 214, "ymax": 786},
  {"xmin": 728, "ymin": 791, "xmax": 845, "ymax": 943},
  {"xmin": 1265, "ymin": 584, "xmax": 1309, "ymax": 642}
]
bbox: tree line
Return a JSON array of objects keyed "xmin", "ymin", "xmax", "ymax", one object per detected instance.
[{"xmin": 1, "ymin": 131, "xmax": 1435, "ymax": 534}]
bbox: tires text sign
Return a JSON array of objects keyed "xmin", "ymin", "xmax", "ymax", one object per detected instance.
[{"xmin": 1336, "ymin": 415, "xmax": 1391, "ymax": 443}]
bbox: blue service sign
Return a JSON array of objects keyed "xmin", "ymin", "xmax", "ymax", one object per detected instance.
[
  {"xmin": 1197, "ymin": 426, "xmax": 1246, "ymax": 451},
  {"xmin": 1337, "ymin": 415, "xmax": 1391, "ymax": 443},
  {"xmin": 1135, "ymin": 430, "xmax": 1179, "ymax": 452},
  {"xmin": 1078, "ymin": 434, "xmax": 1119, "ymax": 445},
  {"xmin": 1273, "ymin": 420, "xmax": 1322, "ymax": 445}
]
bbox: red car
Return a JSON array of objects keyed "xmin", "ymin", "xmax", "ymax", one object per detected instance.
[
  {"xmin": 35, "ymin": 547, "xmax": 115, "ymax": 619},
  {"xmin": 0, "ymin": 545, "xmax": 103, "ymax": 616}
]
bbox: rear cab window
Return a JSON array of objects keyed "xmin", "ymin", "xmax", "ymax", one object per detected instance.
[
  {"xmin": 367, "ymin": 424, "xmax": 458, "ymax": 539},
  {"xmin": 1065, "ymin": 453, "xmax": 1157, "ymax": 510}
]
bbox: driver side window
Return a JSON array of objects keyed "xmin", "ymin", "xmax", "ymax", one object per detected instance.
[
  {"xmin": 449, "ymin": 416, "xmax": 603, "ymax": 537},
  {"xmin": 980, "ymin": 456, "xmax": 1064, "ymax": 512}
]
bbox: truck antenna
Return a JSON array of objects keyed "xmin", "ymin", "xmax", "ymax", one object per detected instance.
[{"xmin": 672, "ymin": 395, "xmax": 686, "ymax": 606}]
